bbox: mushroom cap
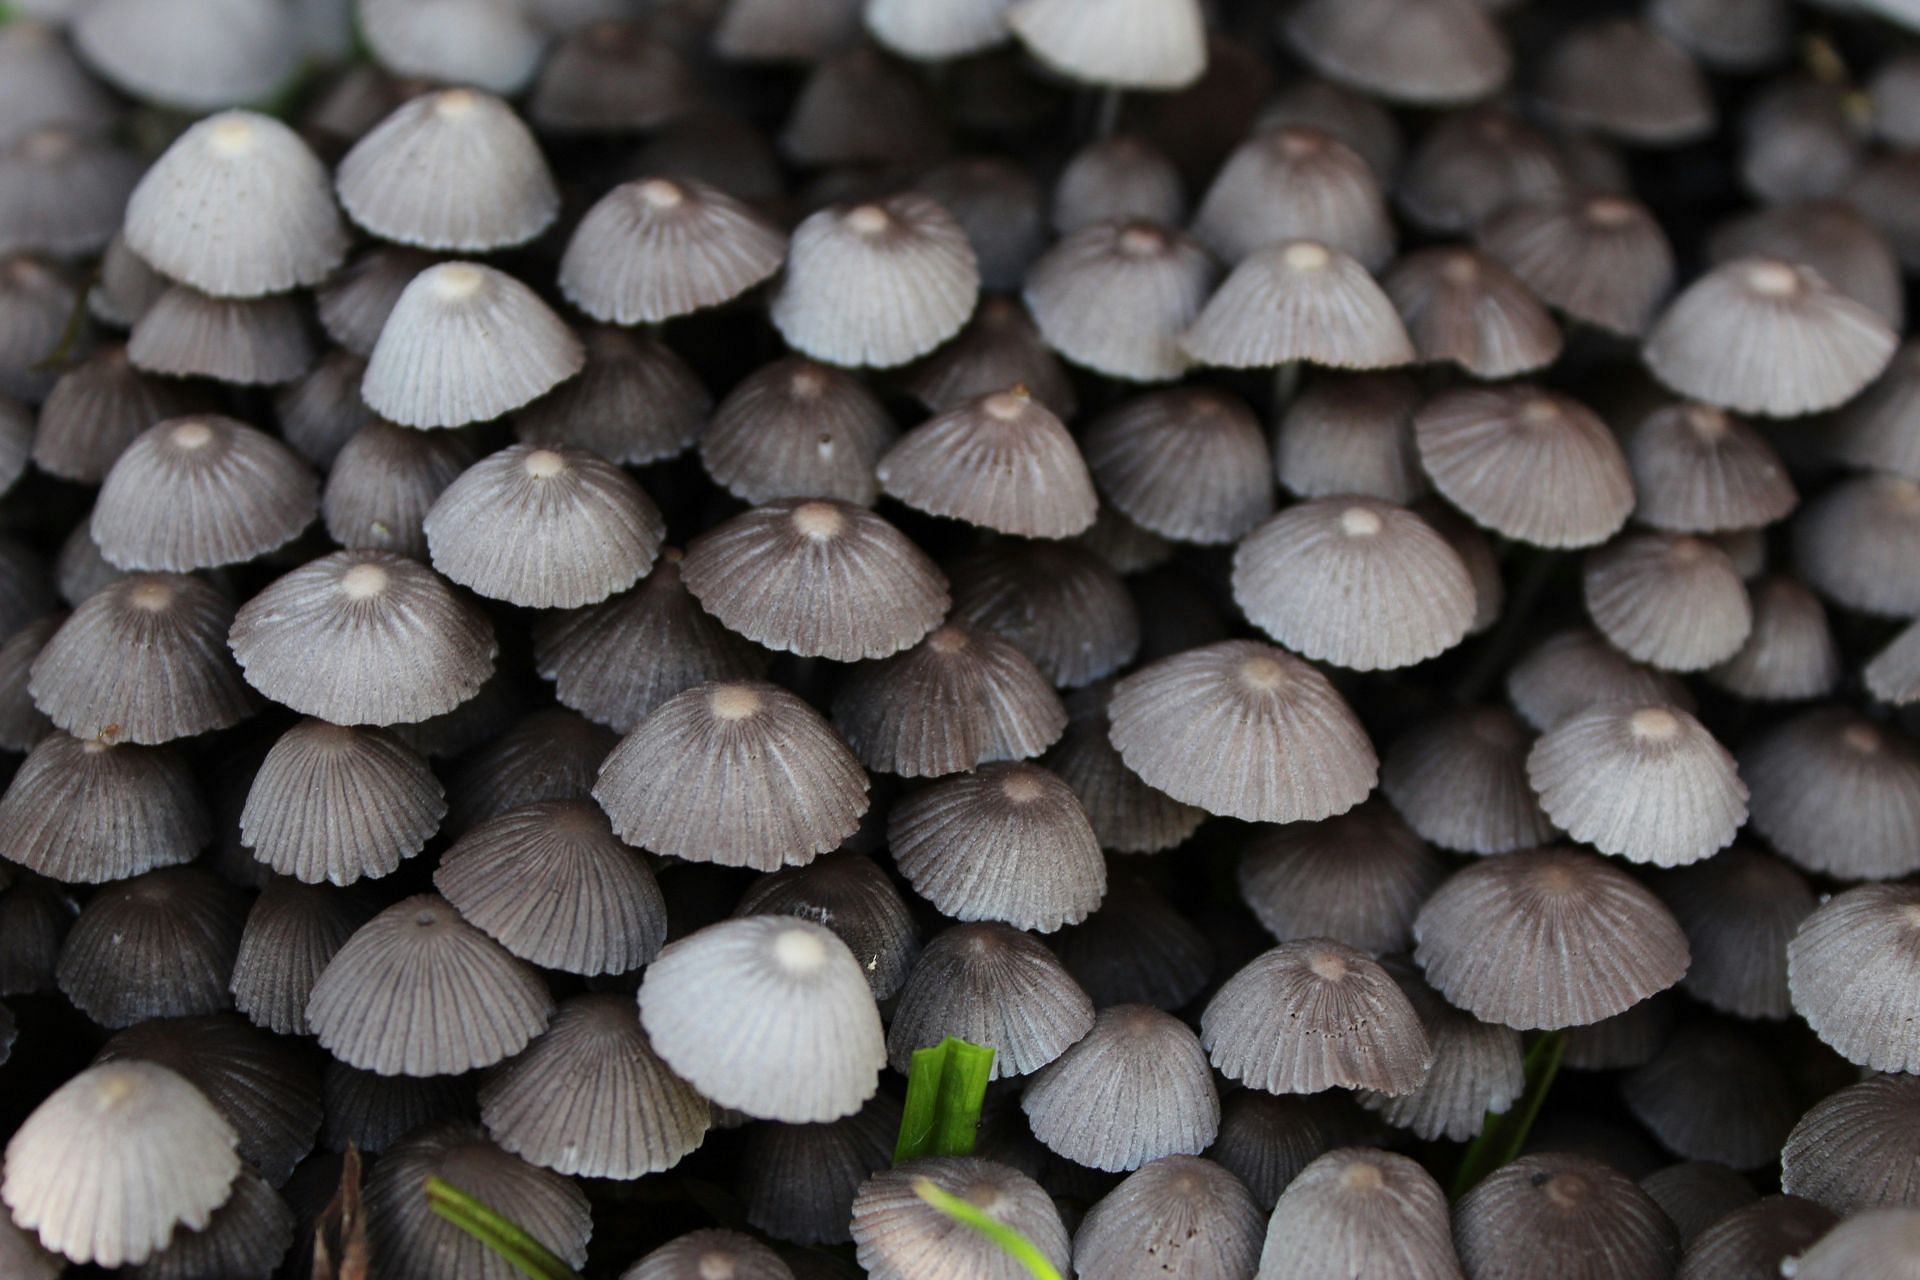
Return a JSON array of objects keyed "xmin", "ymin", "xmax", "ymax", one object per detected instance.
[
  {"xmin": 1674, "ymin": 1195, "xmax": 1835, "ymax": 1280},
  {"xmin": 1453, "ymin": 1153, "xmax": 1679, "ymax": 1280},
  {"xmin": 514, "ymin": 328, "xmax": 710, "ymax": 468},
  {"xmin": 1020, "ymin": 1004, "xmax": 1219, "ymax": 1172},
  {"xmin": 229, "ymin": 878, "xmax": 375, "ymax": 1037},
  {"xmin": 1082, "ymin": 387, "xmax": 1274, "ymax": 543},
  {"xmin": 0, "ymin": 733, "xmax": 207, "ymax": 883},
  {"xmin": 1182, "ymin": 239, "xmax": 1415, "ymax": 370},
  {"xmin": 1478, "ymin": 191, "xmax": 1674, "ymax": 336},
  {"xmin": 1023, "ymin": 220, "xmax": 1216, "ymax": 382},
  {"xmin": 623, "ymin": 1228, "xmax": 796, "ymax": 1280},
  {"xmin": 732, "ymin": 852, "xmax": 922, "ymax": 1002},
  {"xmin": 1356, "ymin": 958, "xmax": 1525, "ymax": 1143},
  {"xmin": 1620, "ymin": 1023, "xmax": 1796, "ymax": 1170},
  {"xmin": 1275, "ymin": 372, "xmax": 1427, "ymax": 504},
  {"xmin": 948, "ymin": 539, "xmax": 1140, "ymax": 687},
  {"xmin": 1384, "ymin": 245, "xmax": 1563, "ymax": 379},
  {"xmin": 1507, "ymin": 627, "xmax": 1695, "ymax": 732},
  {"xmin": 1582, "ymin": 533, "xmax": 1753, "ymax": 672},
  {"xmin": 1257, "ymin": 1148, "xmax": 1459, "ymax": 1280},
  {"xmin": 1538, "ymin": 19, "xmax": 1716, "ymax": 146},
  {"xmin": 74, "ymin": 0, "xmax": 299, "ymax": 110},
  {"xmin": 1783, "ymin": 1209, "xmax": 1920, "ymax": 1280},
  {"xmin": 886, "ymin": 922, "xmax": 1093, "ymax": 1079},
  {"xmin": 1740, "ymin": 708, "xmax": 1920, "ymax": 880},
  {"xmin": 1237, "ymin": 804, "xmax": 1448, "ymax": 954},
  {"xmin": 1283, "ymin": 0, "xmax": 1508, "ymax": 106},
  {"xmin": 1707, "ymin": 575, "xmax": 1841, "ymax": 702},
  {"xmin": 1075, "ymin": 1156, "xmax": 1265, "ymax": 1280},
  {"xmin": 1382, "ymin": 705, "xmax": 1556, "ymax": 855},
  {"xmin": 852, "ymin": 1157, "xmax": 1069, "ymax": 1280},
  {"xmin": 55, "ymin": 867, "xmax": 247, "ymax": 1027},
  {"xmin": 127, "ymin": 287, "xmax": 317, "ymax": 386},
  {"xmin": 1789, "ymin": 882, "xmax": 1920, "ymax": 1073},
  {"xmin": 877, "ymin": 387, "xmax": 1098, "ymax": 539},
  {"xmin": 358, "ymin": 0, "xmax": 547, "ymax": 95},
  {"xmin": 699, "ymin": 357, "xmax": 897, "ymax": 508},
  {"xmin": 322, "ymin": 419, "xmax": 477, "ymax": 561},
  {"xmin": 1007, "ymin": 0, "xmax": 1206, "ymax": 90},
  {"xmin": 1654, "ymin": 846, "xmax": 1813, "ymax": 1019}
]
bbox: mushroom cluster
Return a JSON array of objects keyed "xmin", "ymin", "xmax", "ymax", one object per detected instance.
[{"xmin": 5, "ymin": 0, "xmax": 1920, "ymax": 1277}]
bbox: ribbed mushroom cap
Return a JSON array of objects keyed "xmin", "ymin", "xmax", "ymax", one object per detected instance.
[
  {"xmin": 1626, "ymin": 403, "xmax": 1796, "ymax": 535},
  {"xmin": 915, "ymin": 157, "xmax": 1048, "ymax": 293},
  {"xmin": 1830, "ymin": 341, "xmax": 1920, "ymax": 480},
  {"xmin": 853, "ymin": 1158, "xmax": 1069, "ymax": 1280},
  {"xmin": 1507, "ymin": 628, "xmax": 1694, "ymax": 732},
  {"xmin": 275, "ymin": 350, "xmax": 375, "ymax": 469},
  {"xmin": 1414, "ymin": 386, "xmax": 1634, "ymax": 549},
  {"xmin": 32, "ymin": 345, "xmax": 194, "ymax": 483},
  {"xmin": 1640, "ymin": 1162, "xmax": 1757, "ymax": 1248},
  {"xmin": 1043, "ymin": 684, "xmax": 1205, "ymax": 854},
  {"xmin": 777, "ymin": 46, "xmax": 944, "ymax": 169},
  {"xmin": 1191, "ymin": 127, "xmax": 1392, "ymax": 270},
  {"xmin": 479, "ymin": 993, "xmax": 707, "ymax": 1180},
  {"xmin": 364, "ymin": 1123, "xmax": 591, "ymax": 1280},
  {"xmin": 1232, "ymin": 496, "xmax": 1476, "ymax": 670},
  {"xmin": 1539, "ymin": 19, "xmax": 1715, "ymax": 146},
  {"xmin": 1621, "ymin": 1023, "xmax": 1795, "ymax": 1169},
  {"xmin": 770, "ymin": 194, "xmax": 979, "ymax": 370},
  {"xmin": 1708, "ymin": 575, "xmax": 1840, "ymax": 701},
  {"xmin": 1561, "ymin": 992, "xmax": 1678, "ymax": 1073},
  {"xmin": 1082, "ymin": 388, "xmax": 1273, "ymax": 544},
  {"xmin": 0, "ymin": 733, "xmax": 206, "ymax": 883},
  {"xmin": 682, "ymin": 499, "xmax": 946, "ymax": 661},
  {"xmin": 1052, "ymin": 135, "xmax": 1185, "ymax": 234},
  {"xmin": 1868, "ymin": 620, "xmax": 1920, "ymax": 706},
  {"xmin": 877, "ymin": 387, "xmax": 1096, "ymax": 539},
  {"xmin": 321, "ymin": 1060, "xmax": 469, "ymax": 1157},
  {"xmin": 515, "ymin": 328, "xmax": 707, "ymax": 468},
  {"xmin": 640, "ymin": 916, "xmax": 885, "ymax": 1123},
  {"xmin": 0, "ymin": 873, "xmax": 71, "ymax": 998},
  {"xmin": 1021, "ymin": 1004, "xmax": 1218, "ymax": 1171},
  {"xmin": 625, "ymin": 1229, "xmax": 797, "ymax": 1280},
  {"xmin": 315, "ymin": 246, "xmax": 437, "ymax": 358},
  {"xmin": 1202, "ymin": 940, "xmax": 1432, "ymax": 1096},
  {"xmin": 1654, "ymin": 847, "xmax": 1811, "ymax": 1020},
  {"xmin": 1709, "ymin": 200, "xmax": 1903, "ymax": 329},
  {"xmin": 1255, "ymin": 76, "xmax": 1399, "ymax": 176},
  {"xmin": 1207, "ymin": 1085, "xmax": 1375, "ymax": 1211},
  {"xmin": 435, "ymin": 800, "xmax": 665, "ymax": 977},
  {"xmin": 1526, "ymin": 702, "xmax": 1745, "ymax": 867},
  {"xmin": 1283, "ymin": 0, "xmax": 1507, "ymax": 105},
  {"xmin": 307, "ymin": 894, "xmax": 551, "ymax": 1077},
  {"xmin": 832, "ymin": 622, "xmax": 1065, "ymax": 778},
  {"xmin": 0, "ymin": 396, "xmax": 23, "ymax": 496},
  {"xmin": 1, "ymin": 1061, "xmax": 240, "ymax": 1268},
  {"xmin": 558, "ymin": 177, "xmax": 782, "ymax": 327},
  {"xmin": 1477, "ymin": 192, "xmax": 1674, "ymax": 336},
  {"xmin": 887, "ymin": 922, "xmax": 1093, "ymax": 1079},
  {"xmin": 0, "ymin": 126, "xmax": 140, "ymax": 259},
  {"xmin": 531, "ymin": 20, "xmax": 699, "ymax": 134},
  {"xmin": 0, "ymin": 21, "xmax": 118, "ymax": 147},
  {"xmin": 230, "ymin": 878, "xmax": 375, "ymax": 1037},
  {"xmin": 1384, "ymin": 245, "xmax": 1561, "ymax": 379},
  {"xmin": 1786, "ymin": 1208, "xmax": 1920, "ymax": 1280},
  {"xmin": 1076, "ymin": 1155, "xmax": 1264, "ymax": 1280},
  {"xmin": 444, "ymin": 709, "xmax": 616, "ymax": 834},
  {"xmin": 1182, "ymin": 239, "xmax": 1414, "ymax": 370},
  {"xmin": 1795, "ymin": 472, "xmax": 1920, "ymax": 616},
  {"xmin": 698, "ymin": 362, "xmax": 892, "ymax": 510},
  {"xmin": 323, "ymin": 418, "xmax": 476, "ymax": 560},
  {"xmin": 1783, "ymin": 1073, "xmax": 1920, "ymax": 1217},
  {"xmin": 1741, "ymin": 709, "xmax": 1920, "ymax": 880},
  {"xmin": 745, "ymin": 1107, "xmax": 897, "ymax": 1239},
  {"xmin": 125, "ymin": 1167, "xmax": 293, "ymax": 1280},
  {"xmin": 1413, "ymin": 846, "xmax": 1689, "ymax": 1030},
  {"xmin": 95, "ymin": 1014, "xmax": 323, "ymax": 1188},
  {"xmin": 124, "ymin": 111, "xmax": 344, "ymax": 298},
  {"xmin": 866, "ymin": 0, "xmax": 1011, "ymax": 60},
  {"xmin": 232, "ymin": 551, "xmax": 495, "ymax": 728},
  {"xmin": 1108, "ymin": 639, "xmax": 1377, "ymax": 823},
  {"xmin": 56, "ymin": 867, "xmax": 247, "ymax": 1027},
  {"xmin": 1383, "ymin": 707, "xmax": 1555, "ymax": 855},
  {"xmin": 73, "ymin": 0, "xmax": 298, "ymax": 110},
  {"xmin": 0, "ymin": 253, "xmax": 72, "ymax": 400},
  {"xmin": 358, "ymin": 0, "xmax": 545, "ymax": 94},
  {"xmin": 1237, "ymin": 805, "xmax": 1447, "ymax": 954},
  {"xmin": 90, "ymin": 416, "xmax": 317, "ymax": 573},
  {"xmin": 128, "ymin": 287, "xmax": 316, "ymax": 385},
  {"xmin": 1274, "ymin": 372, "xmax": 1426, "ymax": 504},
  {"xmin": 1356, "ymin": 958, "xmax": 1524, "ymax": 1142},
  {"xmin": 1789, "ymin": 883, "xmax": 1920, "ymax": 1073},
  {"xmin": 1006, "ymin": 0, "xmax": 1204, "ymax": 89},
  {"xmin": 1675, "ymin": 1195, "xmax": 1834, "ymax": 1280},
  {"xmin": 29, "ymin": 573, "xmax": 254, "ymax": 744},
  {"xmin": 594, "ymin": 680, "xmax": 867, "ymax": 871},
  {"xmin": 888, "ymin": 761, "xmax": 1106, "ymax": 933},
  {"xmin": 903, "ymin": 294, "xmax": 1077, "ymax": 421},
  {"xmin": 1052, "ymin": 869, "xmax": 1211, "ymax": 1011},
  {"xmin": 947, "ymin": 539, "xmax": 1140, "ymax": 687},
  {"xmin": 1256, "ymin": 1148, "xmax": 1459, "ymax": 1280},
  {"xmin": 1398, "ymin": 108, "xmax": 1571, "ymax": 237},
  {"xmin": 1644, "ymin": 257, "xmax": 1896, "ymax": 417},
  {"xmin": 734, "ymin": 853, "xmax": 920, "ymax": 1001},
  {"xmin": 423, "ymin": 443, "xmax": 663, "ymax": 609},
  {"xmin": 1454, "ymin": 1153, "xmax": 1678, "ymax": 1280},
  {"xmin": 0, "ymin": 611, "xmax": 58, "ymax": 752},
  {"xmin": 361, "ymin": 262, "xmax": 584, "ymax": 429},
  {"xmin": 1651, "ymin": 0, "xmax": 1789, "ymax": 69},
  {"xmin": 1022, "ymin": 221, "xmax": 1214, "ymax": 383}
]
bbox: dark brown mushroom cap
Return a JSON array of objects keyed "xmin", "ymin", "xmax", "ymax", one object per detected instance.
[
  {"xmin": 1619, "ymin": 1023, "xmax": 1796, "ymax": 1170},
  {"xmin": 1052, "ymin": 870, "xmax": 1215, "ymax": 1011},
  {"xmin": 947, "ymin": 538, "xmax": 1140, "ymax": 687},
  {"xmin": 1454, "ymin": 1153, "xmax": 1679, "ymax": 1280},
  {"xmin": 124, "ymin": 1167, "xmax": 294, "ymax": 1280},
  {"xmin": 514, "ymin": 327, "xmax": 709, "ymax": 468},
  {"xmin": 1258, "ymin": 1148, "xmax": 1460, "ymax": 1280},
  {"xmin": 1653, "ymin": 847, "xmax": 1812, "ymax": 1019},
  {"xmin": 0, "ymin": 611, "xmax": 59, "ymax": 752},
  {"xmin": 1082, "ymin": 387, "xmax": 1275, "ymax": 544},
  {"xmin": 1638, "ymin": 1161, "xmax": 1757, "ymax": 1248},
  {"xmin": 877, "ymin": 387, "xmax": 1097, "ymax": 539},
  {"xmin": 229, "ymin": 878, "xmax": 375, "ymax": 1037},
  {"xmin": 1740, "ymin": 708, "xmax": 1920, "ymax": 880},
  {"xmin": 444, "ymin": 708, "xmax": 617, "ymax": 834},
  {"xmin": 1674, "ymin": 1194, "xmax": 1835, "ymax": 1280}
]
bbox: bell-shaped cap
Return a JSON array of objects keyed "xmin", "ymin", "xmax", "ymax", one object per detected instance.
[
  {"xmin": 733, "ymin": 852, "xmax": 922, "ymax": 1002},
  {"xmin": 1582, "ymin": 532, "xmax": 1753, "ymax": 672},
  {"xmin": 1621, "ymin": 1022, "xmax": 1794, "ymax": 1170},
  {"xmin": 229, "ymin": 878, "xmax": 376, "ymax": 1037},
  {"xmin": 560, "ymin": 176, "xmax": 784, "ymax": 326},
  {"xmin": 639, "ymin": 916, "xmax": 885, "ymax": 1123},
  {"xmin": 1053, "ymin": 870, "xmax": 1213, "ymax": 1011},
  {"xmin": 1385, "ymin": 245, "xmax": 1563, "ymax": 379},
  {"xmin": 276, "ymin": 350, "xmax": 376, "ymax": 469},
  {"xmin": 1193, "ymin": 127, "xmax": 1393, "ymax": 270},
  {"xmin": 1357, "ymin": 958, "xmax": 1525, "ymax": 1143},
  {"xmin": 1507, "ymin": 627, "xmax": 1695, "ymax": 732},
  {"xmin": 322, "ymin": 418, "xmax": 476, "ymax": 561},
  {"xmin": 878, "ymin": 387, "xmax": 1098, "ymax": 539},
  {"xmin": 623, "ymin": 1229, "xmax": 796, "ymax": 1280},
  {"xmin": 1237, "ymin": 804, "xmax": 1448, "ymax": 955},
  {"xmin": 1789, "ymin": 883, "xmax": 1920, "ymax": 1073},
  {"xmin": 0, "ymin": 733, "xmax": 207, "ymax": 883},
  {"xmin": 1626, "ymin": 402, "xmax": 1797, "ymax": 534},
  {"xmin": 1083, "ymin": 387, "xmax": 1274, "ymax": 544},
  {"xmin": 1454, "ymin": 1153, "xmax": 1678, "ymax": 1280},
  {"xmin": 950, "ymin": 539, "xmax": 1140, "ymax": 687},
  {"xmin": 1383, "ymin": 706, "xmax": 1555, "ymax": 855},
  {"xmin": 699, "ymin": 357, "xmax": 897, "ymax": 508},
  {"xmin": 1183, "ymin": 240, "xmax": 1415, "ymax": 370},
  {"xmin": 1794, "ymin": 471, "xmax": 1920, "ymax": 617},
  {"xmin": 0, "ymin": 126, "xmax": 142, "ymax": 260},
  {"xmin": 1478, "ymin": 191, "xmax": 1674, "ymax": 336},
  {"xmin": 886, "ymin": 922, "xmax": 1093, "ymax": 1079},
  {"xmin": 529, "ymin": 21, "xmax": 700, "ymax": 135},
  {"xmin": 852, "ymin": 1157, "xmax": 1069, "ymax": 1280},
  {"xmin": 1044, "ymin": 684, "xmax": 1205, "ymax": 854},
  {"xmin": 1675, "ymin": 1195, "xmax": 1835, "ymax": 1280},
  {"xmin": 513, "ymin": 327, "xmax": 708, "ymax": 466},
  {"xmin": 1639, "ymin": 1161, "xmax": 1758, "ymax": 1248},
  {"xmin": 1276, "ymin": 372, "xmax": 1426, "ymax": 504},
  {"xmin": 1783, "ymin": 1209, "xmax": 1920, "ymax": 1280},
  {"xmin": 128, "ymin": 287, "xmax": 316, "ymax": 385},
  {"xmin": 1023, "ymin": 221, "xmax": 1215, "ymax": 383},
  {"xmin": 1283, "ymin": 0, "xmax": 1509, "ymax": 106},
  {"xmin": 1782, "ymin": 1073, "xmax": 1920, "ymax": 1217},
  {"xmin": 1539, "ymin": 19, "xmax": 1715, "ymax": 146},
  {"xmin": 240, "ymin": 719, "xmax": 443, "ymax": 886},
  {"xmin": 1741, "ymin": 708, "xmax": 1920, "ymax": 880},
  {"xmin": 1654, "ymin": 846, "xmax": 1813, "ymax": 1019},
  {"xmin": 906, "ymin": 294, "xmax": 1078, "ymax": 420},
  {"xmin": 56, "ymin": 867, "xmax": 248, "ymax": 1027},
  {"xmin": 358, "ymin": 0, "xmax": 546, "ymax": 94},
  {"xmin": 1007, "ymin": 0, "xmax": 1205, "ymax": 89},
  {"xmin": 32, "ymin": 345, "xmax": 195, "ymax": 484},
  {"xmin": 1256, "ymin": 1148, "xmax": 1459, "ymax": 1280},
  {"xmin": 1020, "ymin": 1004, "xmax": 1219, "ymax": 1172},
  {"xmin": 1076, "ymin": 1156, "xmax": 1264, "ymax": 1280},
  {"xmin": 74, "ymin": 0, "xmax": 298, "ymax": 111},
  {"xmin": 315, "ymin": 246, "xmax": 436, "ymax": 358}
]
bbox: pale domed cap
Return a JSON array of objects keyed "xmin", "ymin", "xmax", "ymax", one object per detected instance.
[
  {"xmin": 682, "ymin": 499, "xmax": 948, "ymax": 661},
  {"xmin": 733, "ymin": 852, "xmax": 922, "ymax": 1002},
  {"xmin": 1051, "ymin": 134, "xmax": 1186, "ymax": 234},
  {"xmin": 867, "ymin": 0, "xmax": 1012, "ymax": 60},
  {"xmin": 1075, "ymin": 1156, "xmax": 1264, "ymax": 1280},
  {"xmin": 128, "ymin": 288, "xmax": 316, "ymax": 385},
  {"xmin": 1707, "ymin": 575, "xmax": 1841, "ymax": 702},
  {"xmin": 1477, "ymin": 191, "xmax": 1675, "ymax": 336},
  {"xmin": 91, "ymin": 415, "xmax": 319, "ymax": 572},
  {"xmin": 1020, "ymin": 1004, "xmax": 1218, "ymax": 1172},
  {"xmin": 1741, "ymin": 708, "xmax": 1920, "ymax": 880},
  {"xmin": 1413, "ymin": 386, "xmax": 1634, "ymax": 549},
  {"xmin": 1382, "ymin": 706, "xmax": 1556, "ymax": 855},
  {"xmin": 0, "ymin": 733, "xmax": 207, "ymax": 883},
  {"xmin": 1082, "ymin": 387, "xmax": 1274, "ymax": 544},
  {"xmin": 479, "ymin": 993, "xmax": 708, "ymax": 1180},
  {"xmin": 1192, "ymin": 127, "xmax": 1394, "ymax": 270},
  {"xmin": 322, "ymin": 418, "xmax": 476, "ymax": 561},
  {"xmin": 593, "ymin": 680, "xmax": 868, "ymax": 871},
  {"xmin": 1384, "ymin": 245, "xmax": 1563, "ymax": 379},
  {"xmin": 1793, "ymin": 472, "xmax": 1920, "ymax": 617},
  {"xmin": 1708, "ymin": 200, "xmax": 1903, "ymax": 329},
  {"xmin": 1022, "ymin": 221, "xmax": 1217, "ymax": 383},
  {"xmin": 1283, "ymin": 0, "xmax": 1509, "ymax": 106},
  {"xmin": 1506, "ymin": 627, "xmax": 1694, "ymax": 732},
  {"xmin": 878, "ymin": 387, "xmax": 1096, "ymax": 539},
  {"xmin": 336, "ymin": 88, "xmax": 558, "ymax": 252},
  {"xmin": 886, "ymin": 922, "xmax": 1093, "ymax": 1079},
  {"xmin": 1, "ymin": 1060, "xmax": 240, "ymax": 1267},
  {"xmin": 124, "ymin": 111, "xmax": 345, "ymax": 298},
  {"xmin": 852, "ymin": 1158, "xmax": 1068, "ymax": 1280},
  {"xmin": 1781, "ymin": 1073, "xmax": 1920, "ymax": 1218},
  {"xmin": 1007, "ymin": 0, "xmax": 1206, "ymax": 90},
  {"xmin": 1182, "ymin": 239, "xmax": 1415, "ymax": 370},
  {"xmin": 228, "ymin": 550, "xmax": 497, "ymax": 727},
  {"xmin": 623, "ymin": 1228, "xmax": 796, "ymax": 1280},
  {"xmin": 1108, "ymin": 639, "xmax": 1377, "ymax": 823},
  {"xmin": 31, "ymin": 344, "xmax": 194, "ymax": 484},
  {"xmin": 74, "ymin": 0, "xmax": 299, "ymax": 110},
  {"xmin": 699, "ymin": 357, "xmax": 896, "ymax": 507},
  {"xmin": 1626, "ymin": 402, "xmax": 1797, "ymax": 534},
  {"xmin": 1538, "ymin": 19, "xmax": 1715, "ymax": 146},
  {"xmin": 358, "ymin": 0, "xmax": 547, "ymax": 95},
  {"xmin": 770, "ymin": 193, "xmax": 979, "ymax": 370},
  {"xmin": 560, "ymin": 176, "xmax": 785, "ymax": 325},
  {"xmin": 1454, "ymin": 1153, "xmax": 1678, "ymax": 1280},
  {"xmin": 1257, "ymin": 1148, "xmax": 1459, "ymax": 1280},
  {"xmin": 639, "ymin": 916, "xmax": 885, "ymax": 1123},
  {"xmin": 362, "ymin": 262, "xmax": 584, "ymax": 429},
  {"xmin": 307, "ymin": 894, "xmax": 553, "ymax": 1077},
  {"xmin": 1274, "ymin": 372, "xmax": 1426, "ymax": 504},
  {"xmin": 1236, "ymin": 803, "xmax": 1447, "ymax": 954},
  {"xmin": 1413, "ymin": 846, "xmax": 1689, "ymax": 1029},
  {"xmin": 424, "ymin": 443, "xmax": 664, "ymax": 609},
  {"xmin": 1782, "ymin": 1209, "xmax": 1920, "ymax": 1280},
  {"xmin": 1789, "ymin": 883, "xmax": 1920, "ymax": 1073}
]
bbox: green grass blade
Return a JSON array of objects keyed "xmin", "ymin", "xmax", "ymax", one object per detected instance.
[
  {"xmin": 894, "ymin": 1036, "xmax": 996, "ymax": 1164},
  {"xmin": 1450, "ymin": 1028, "xmax": 1568, "ymax": 1201},
  {"xmin": 424, "ymin": 1175, "xmax": 582, "ymax": 1280},
  {"xmin": 912, "ymin": 1178, "xmax": 1064, "ymax": 1280}
]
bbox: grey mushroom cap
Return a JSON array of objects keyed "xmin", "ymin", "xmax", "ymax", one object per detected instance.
[
  {"xmin": 1257, "ymin": 1148, "xmax": 1461, "ymax": 1280},
  {"xmin": 1020, "ymin": 1003, "xmax": 1219, "ymax": 1173}
]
